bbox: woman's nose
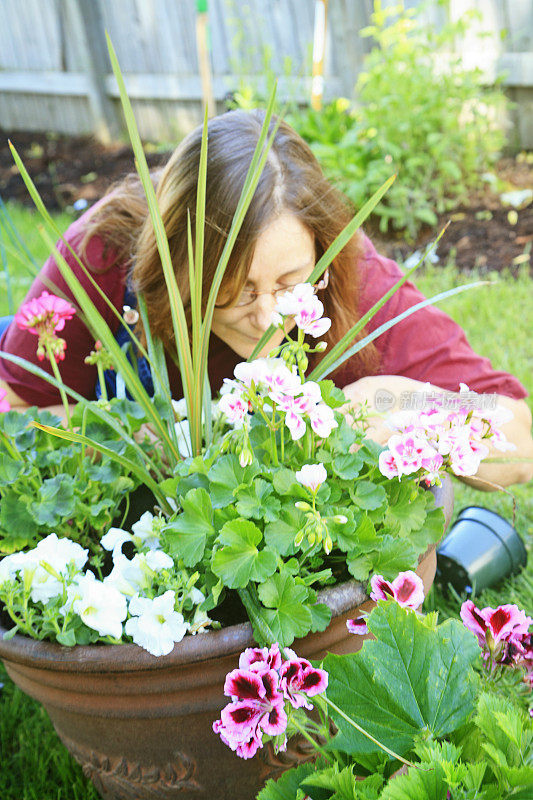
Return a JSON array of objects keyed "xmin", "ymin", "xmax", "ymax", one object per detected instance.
[{"xmin": 251, "ymin": 293, "xmax": 276, "ymax": 332}]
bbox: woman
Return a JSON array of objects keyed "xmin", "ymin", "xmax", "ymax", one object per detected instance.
[{"xmin": 0, "ymin": 110, "xmax": 531, "ymax": 488}]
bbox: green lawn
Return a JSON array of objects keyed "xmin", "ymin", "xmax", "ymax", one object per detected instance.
[{"xmin": 0, "ymin": 204, "xmax": 531, "ymax": 798}]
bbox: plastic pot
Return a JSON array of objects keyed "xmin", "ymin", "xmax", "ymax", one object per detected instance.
[{"xmin": 436, "ymin": 505, "xmax": 527, "ymax": 595}]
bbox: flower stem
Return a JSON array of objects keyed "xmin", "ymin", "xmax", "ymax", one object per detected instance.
[
  {"xmin": 321, "ymin": 697, "xmax": 418, "ymax": 769},
  {"xmin": 96, "ymin": 362, "xmax": 108, "ymax": 402},
  {"xmin": 289, "ymin": 714, "xmax": 332, "ymax": 765},
  {"xmin": 46, "ymin": 344, "xmax": 71, "ymax": 430}
]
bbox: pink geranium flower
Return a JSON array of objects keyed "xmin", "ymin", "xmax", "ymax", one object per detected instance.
[
  {"xmin": 0, "ymin": 389, "xmax": 10, "ymax": 414},
  {"xmin": 214, "ymin": 666, "xmax": 287, "ymax": 758},
  {"xmin": 370, "ymin": 571, "xmax": 425, "ymax": 610},
  {"xmin": 15, "ymin": 291, "xmax": 76, "ymax": 363},
  {"xmin": 308, "ymin": 403, "xmax": 338, "ymax": 438},
  {"xmin": 15, "ymin": 291, "xmax": 76, "ymax": 335},
  {"xmin": 218, "ymin": 391, "xmax": 249, "ymax": 427}
]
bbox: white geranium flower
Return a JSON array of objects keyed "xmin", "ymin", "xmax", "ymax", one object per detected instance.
[
  {"xmin": 104, "ymin": 549, "xmax": 172, "ymax": 597},
  {"xmin": 72, "ymin": 573, "xmax": 127, "ymax": 639},
  {"xmin": 295, "ymin": 463, "xmax": 328, "ymax": 493},
  {"xmin": 125, "ymin": 591, "xmax": 189, "ymax": 656},
  {"xmin": 171, "ymin": 397, "xmax": 188, "ymax": 418}
]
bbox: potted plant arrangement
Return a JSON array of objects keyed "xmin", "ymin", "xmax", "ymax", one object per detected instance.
[{"xmin": 0, "ymin": 42, "xmax": 518, "ymax": 800}]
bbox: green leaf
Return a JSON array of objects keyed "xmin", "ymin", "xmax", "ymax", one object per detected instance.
[
  {"xmin": 257, "ymin": 762, "xmax": 316, "ymax": 800},
  {"xmin": 56, "ymin": 629, "xmax": 77, "ymax": 647},
  {"xmin": 346, "ymin": 552, "xmax": 373, "ymax": 581},
  {"xmin": 264, "ymin": 508, "xmax": 300, "ymax": 557},
  {"xmin": 0, "ymin": 492, "xmax": 39, "ymax": 550},
  {"xmin": 235, "ymin": 479, "xmax": 281, "ymax": 522},
  {"xmin": 272, "ymin": 468, "xmax": 309, "ymax": 500},
  {"xmin": 324, "ymin": 602, "xmax": 479, "ymax": 759},
  {"xmin": 164, "ymin": 488, "xmax": 214, "ymax": 566},
  {"xmin": 319, "ymin": 380, "xmax": 347, "ymax": 408},
  {"xmin": 208, "ymin": 455, "xmax": 259, "ymax": 507},
  {"xmin": 0, "ymin": 454, "xmax": 24, "ymax": 485},
  {"xmin": 257, "ymin": 570, "xmax": 313, "ymax": 646},
  {"xmin": 367, "ymin": 535, "xmax": 418, "ymax": 579},
  {"xmin": 384, "ymin": 482, "xmax": 428, "ymax": 537},
  {"xmin": 332, "ymin": 452, "xmax": 364, "ymax": 481},
  {"xmin": 378, "ymin": 760, "xmax": 448, "ymax": 799},
  {"xmin": 30, "ymin": 475, "xmax": 76, "ymax": 525},
  {"xmin": 350, "ymin": 481, "xmax": 387, "ymax": 511},
  {"xmin": 309, "ymin": 602, "xmax": 332, "ymax": 633},
  {"xmin": 212, "ymin": 519, "xmax": 277, "ymax": 588}
]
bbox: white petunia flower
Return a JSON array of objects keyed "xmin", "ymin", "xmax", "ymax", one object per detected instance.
[
  {"xmin": 104, "ymin": 553, "xmax": 150, "ymax": 596},
  {"xmin": 71, "ymin": 573, "xmax": 127, "ymax": 639},
  {"xmin": 187, "ymin": 587, "xmax": 205, "ymax": 605},
  {"xmin": 125, "ymin": 591, "xmax": 189, "ymax": 656},
  {"xmin": 26, "ymin": 534, "xmax": 88, "ymax": 604},
  {"xmin": 131, "ymin": 512, "xmax": 163, "ymax": 550},
  {"xmin": 101, "ymin": 527, "xmax": 132, "ymax": 556}
]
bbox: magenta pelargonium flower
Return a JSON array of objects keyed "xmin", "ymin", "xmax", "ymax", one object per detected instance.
[
  {"xmin": 370, "ymin": 571, "xmax": 425, "ymax": 610},
  {"xmin": 346, "ymin": 616, "xmax": 369, "ymax": 636},
  {"xmin": 213, "ymin": 643, "xmax": 328, "ymax": 760},
  {"xmin": 461, "ymin": 600, "xmax": 532, "ymax": 651}
]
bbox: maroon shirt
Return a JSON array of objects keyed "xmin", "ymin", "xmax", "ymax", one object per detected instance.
[{"xmin": 0, "ymin": 209, "xmax": 527, "ymax": 405}]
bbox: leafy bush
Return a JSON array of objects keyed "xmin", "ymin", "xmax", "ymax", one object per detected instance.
[
  {"xmin": 296, "ymin": 2, "xmax": 507, "ymax": 239},
  {"xmin": 231, "ymin": 1, "xmax": 508, "ymax": 240}
]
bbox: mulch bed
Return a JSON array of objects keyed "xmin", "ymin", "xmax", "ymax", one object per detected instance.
[{"xmin": 1, "ymin": 129, "xmax": 532, "ymax": 276}]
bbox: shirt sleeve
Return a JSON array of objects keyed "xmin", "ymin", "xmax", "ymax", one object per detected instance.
[
  {"xmin": 0, "ymin": 214, "xmax": 126, "ymax": 406},
  {"xmin": 343, "ymin": 236, "xmax": 528, "ymax": 400}
]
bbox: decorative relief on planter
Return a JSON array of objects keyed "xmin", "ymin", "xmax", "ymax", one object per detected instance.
[
  {"xmin": 62, "ymin": 739, "xmax": 202, "ymax": 800},
  {"xmin": 259, "ymin": 735, "xmax": 316, "ymax": 782}
]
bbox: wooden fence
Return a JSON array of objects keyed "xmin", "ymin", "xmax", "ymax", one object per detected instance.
[{"xmin": 0, "ymin": 0, "xmax": 532, "ymax": 146}]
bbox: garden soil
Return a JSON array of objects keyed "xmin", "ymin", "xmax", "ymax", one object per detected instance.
[{"xmin": 1, "ymin": 130, "xmax": 532, "ymax": 277}]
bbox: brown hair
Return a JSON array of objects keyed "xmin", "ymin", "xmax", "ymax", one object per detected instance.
[{"xmin": 81, "ymin": 110, "xmax": 379, "ymax": 380}]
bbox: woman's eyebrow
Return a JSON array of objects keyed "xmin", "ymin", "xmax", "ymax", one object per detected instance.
[{"xmin": 245, "ymin": 261, "xmax": 314, "ymax": 287}]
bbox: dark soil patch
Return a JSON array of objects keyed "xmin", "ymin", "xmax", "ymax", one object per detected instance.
[{"xmin": 1, "ymin": 129, "xmax": 532, "ymax": 276}]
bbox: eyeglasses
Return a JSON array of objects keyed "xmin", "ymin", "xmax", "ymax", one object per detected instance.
[{"xmin": 217, "ymin": 269, "xmax": 330, "ymax": 309}]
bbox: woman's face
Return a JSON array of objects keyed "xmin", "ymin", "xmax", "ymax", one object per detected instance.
[{"xmin": 211, "ymin": 213, "xmax": 316, "ymax": 359}]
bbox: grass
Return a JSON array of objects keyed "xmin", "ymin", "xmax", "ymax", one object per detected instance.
[{"xmin": 0, "ymin": 204, "xmax": 532, "ymax": 798}]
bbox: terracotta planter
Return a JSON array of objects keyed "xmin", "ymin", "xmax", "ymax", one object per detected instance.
[{"xmin": 0, "ymin": 478, "xmax": 453, "ymax": 800}]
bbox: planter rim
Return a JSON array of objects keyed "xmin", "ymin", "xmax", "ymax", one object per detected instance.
[{"xmin": 0, "ymin": 477, "xmax": 452, "ymax": 673}]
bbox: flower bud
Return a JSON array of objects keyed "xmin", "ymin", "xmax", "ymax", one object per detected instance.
[
  {"xmin": 238, "ymin": 448, "xmax": 253, "ymax": 468},
  {"xmin": 333, "ymin": 514, "xmax": 348, "ymax": 524},
  {"xmin": 294, "ymin": 528, "xmax": 305, "ymax": 547},
  {"xmin": 324, "ymin": 533, "xmax": 333, "ymax": 555},
  {"xmin": 294, "ymin": 501, "xmax": 311, "ymax": 511},
  {"xmin": 314, "ymin": 341, "xmax": 328, "ymax": 352}
]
